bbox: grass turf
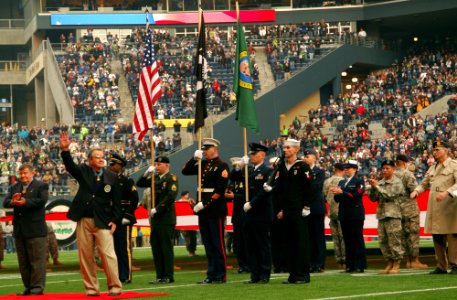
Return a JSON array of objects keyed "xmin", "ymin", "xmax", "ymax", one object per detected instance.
[{"xmin": 0, "ymin": 240, "xmax": 455, "ymax": 299}]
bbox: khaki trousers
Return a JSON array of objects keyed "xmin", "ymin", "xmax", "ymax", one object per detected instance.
[
  {"xmin": 77, "ymin": 218, "xmax": 122, "ymax": 295},
  {"xmin": 432, "ymin": 234, "xmax": 457, "ymax": 271}
]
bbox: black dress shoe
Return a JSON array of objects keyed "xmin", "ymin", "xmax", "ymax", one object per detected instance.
[
  {"xmin": 108, "ymin": 291, "xmax": 121, "ymax": 296},
  {"xmin": 30, "ymin": 291, "xmax": 44, "ymax": 295},
  {"xmin": 450, "ymin": 268, "xmax": 457, "ymax": 275},
  {"xmin": 238, "ymin": 268, "xmax": 250, "ymax": 274},
  {"xmin": 430, "ymin": 268, "xmax": 448, "ymax": 274},
  {"xmin": 16, "ymin": 290, "xmax": 30, "ymax": 296},
  {"xmin": 198, "ymin": 278, "xmax": 213, "ymax": 284},
  {"xmin": 160, "ymin": 278, "xmax": 175, "ymax": 283},
  {"xmin": 258, "ymin": 279, "xmax": 269, "ymax": 284},
  {"xmin": 351, "ymin": 269, "xmax": 364, "ymax": 273},
  {"xmin": 86, "ymin": 294, "xmax": 100, "ymax": 297},
  {"xmin": 121, "ymin": 280, "xmax": 131, "ymax": 284},
  {"xmin": 149, "ymin": 279, "xmax": 163, "ymax": 284},
  {"xmin": 294, "ymin": 280, "xmax": 310, "ymax": 284},
  {"xmin": 244, "ymin": 279, "xmax": 259, "ymax": 284},
  {"xmin": 211, "ymin": 279, "xmax": 226, "ymax": 284}
]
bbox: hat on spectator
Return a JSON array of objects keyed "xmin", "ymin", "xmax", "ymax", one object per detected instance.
[
  {"xmin": 201, "ymin": 138, "xmax": 221, "ymax": 150},
  {"xmin": 109, "ymin": 153, "xmax": 126, "ymax": 167},
  {"xmin": 155, "ymin": 156, "xmax": 170, "ymax": 164},
  {"xmin": 303, "ymin": 148, "xmax": 317, "ymax": 156},
  {"xmin": 345, "ymin": 160, "xmax": 359, "ymax": 169},
  {"xmin": 230, "ymin": 157, "xmax": 242, "ymax": 166},
  {"xmin": 395, "ymin": 154, "xmax": 410, "ymax": 162},
  {"xmin": 433, "ymin": 140, "xmax": 449, "ymax": 149},
  {"xmin": 382, "ymin": 160, "xmax": 395, "ymax": 167},
  {"xmin": 283, "ymin": 138, "xmax": 300, "ymax": 148},
  {"xmin": 249, "ymin": 143, "xmax": 268, "ymax": 154},
  {"xmin": 334, "ymin": 162, "xmax": 345, "ymax": 171}
]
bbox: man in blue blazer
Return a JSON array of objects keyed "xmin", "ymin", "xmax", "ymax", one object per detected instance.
[
  {"xmin": 59, "ymin": 132, "xmax": 122, "ymax": 296},
  {"xmin": 4, "ymin": 163, "xmax": 48, "ymax": 296}
]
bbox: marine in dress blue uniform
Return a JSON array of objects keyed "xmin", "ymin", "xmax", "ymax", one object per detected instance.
[{"xmin": 182, "ymin": 138, "xmax": 229, "ymax": 284}]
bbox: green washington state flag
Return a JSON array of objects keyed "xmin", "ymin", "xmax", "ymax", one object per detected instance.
[{"xmin": 233, "ymin": 15, "xmax": 259, "ymax": 133}]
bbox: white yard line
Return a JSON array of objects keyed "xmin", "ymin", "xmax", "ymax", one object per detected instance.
[{"xmin": 309, "ymin": 286, "xmax": 457, "ymax": 300}]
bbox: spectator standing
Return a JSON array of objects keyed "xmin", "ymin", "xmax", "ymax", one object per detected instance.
[{"xmin": 3, "ymin": 163, "xmax": 48, "ymax": 295}]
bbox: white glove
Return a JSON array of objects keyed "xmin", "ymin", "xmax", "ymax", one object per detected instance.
[
  {"xmin": 144, "ymin": 166, "xmax": 155, "ymax": 176},
  {"xmin": 194, "ymin": 150, "xmax": 203, "ymax": 160},
  {"xmin": 302, "ymin": 206, "xmax": 311, "ymax": 217},
  {"xmin": 193, "ymin": 202, "xmax": 204, "ymax": 213},
  {"xmin": 239, "ymin": 155, "xmax": 250, "ymax": 168},
  {"xmin": 263, "ymin": 182, "xmax": 273, "ymax": 192},
  {"xmin": 121, "ymin": 218, "xmax": 130, "ymax": 225},
  {"xmin": 243, "ymin": 202, "xmax": 252, "ymax": 212},
  {"xmin": 150, "ymin": 208, "xmax": 157, "ymax": 217}
]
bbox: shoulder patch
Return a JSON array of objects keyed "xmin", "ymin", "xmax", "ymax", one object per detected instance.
[
  {"xmin": 221, "ymin": 169, "xmax": 228, "ymax": 178},
  {"xmin": 172, "ymin": 175, "xmax": 177, "ymax": 181},
  {"xmin": 171, "ymin": 184, "xmax": 177, "ymax": 191},
  {"xmin": 131, "ymin": 185, "xmax": 137, "ymax": 191}
]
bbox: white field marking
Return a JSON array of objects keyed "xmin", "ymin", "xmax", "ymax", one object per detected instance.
[{"xmin": 308, "ymin": 286, "xmax": 457, "ymax": 300}]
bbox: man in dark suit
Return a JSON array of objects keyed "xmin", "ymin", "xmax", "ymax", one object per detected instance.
[
  {"xmin": 4, "ymin": 163, "xmax": 48, "ymax": 296},
  {"xmin": 109, "ymin": 153, "xmax": 139, "ymax": 284},
  {"xmin": 182, "ymin": 138, "xmax": 229, "ymax": 284},
  {"xmin": 239, "ymin": 143, "xmax": 273, "ymax": 284},
  {"xmin": 59, "ymin": 132, "xmax": 122, "ymax": 297},
  {"xmin": 137, "ymin": 156, "xmax": 178, "ymax": 284},
  {"xmin": 332, "ymin": 160, "xmax": 367, "ymax": 273},
  {"xmin": 303, "ymin": 148, "xmax": 327, "ymax": 273}
]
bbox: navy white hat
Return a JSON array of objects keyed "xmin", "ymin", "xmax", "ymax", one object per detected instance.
[
  {"xmin": 283, "ymin": 138, "xmax": 300, "ymax": 147},
  {"xmin": 344, "ymin": 159, "xmax": 359, "ymax": 169}
]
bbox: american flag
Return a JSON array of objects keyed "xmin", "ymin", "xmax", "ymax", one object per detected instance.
[{"xmin": 133, "ymin": 14, "xmax": 162, "ymax": 141}]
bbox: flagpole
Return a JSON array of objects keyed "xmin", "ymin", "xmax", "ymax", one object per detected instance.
[
  {"xmin": 197, "ymin": 2, "xmax": 203, "ymax": 204},
  {"xmin": 150, "ymin": 134, "xmax": 155, "ymax": 210},
  {"xmin": 235, "ymin": 1, "xmax": 249, "ymax": 203}
]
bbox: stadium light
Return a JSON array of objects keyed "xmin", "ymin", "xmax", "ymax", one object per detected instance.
[
  {"xmin": 341, "ymin": 71, "xmax": 347, "ymax": 77},
  {"xmin": 346, "ymin": 84, "xmax": 352, "ymax": 90},
  {"xmin": 352, "ymin": 77, "xmax": 358, "ymax": 83},
  {"xmin": 413, "ymin": 36, "xmax": 419, "ymax": 42}
]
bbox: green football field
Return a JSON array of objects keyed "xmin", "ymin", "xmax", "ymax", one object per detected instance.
[{"xmin": 0, "ymin": 241, "xmax": 456, "ymax": 299}]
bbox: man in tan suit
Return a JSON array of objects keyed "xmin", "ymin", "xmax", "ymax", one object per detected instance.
[{"xmin": 411, "ymin": 141, "xmax": 457, "ymax": 275}]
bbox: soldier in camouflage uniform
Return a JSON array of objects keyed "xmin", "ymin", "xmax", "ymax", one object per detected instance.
[
  {"xmin": 323, "ymin": 163, "xmax": 346, "ymax": 269},
  {"xmin": 394, "ymin": 154, "xmax": 428, "ymax": 269},
  {"xmin": 368, "ymin": 160, "xmax": 405, "ymax": 274}
]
